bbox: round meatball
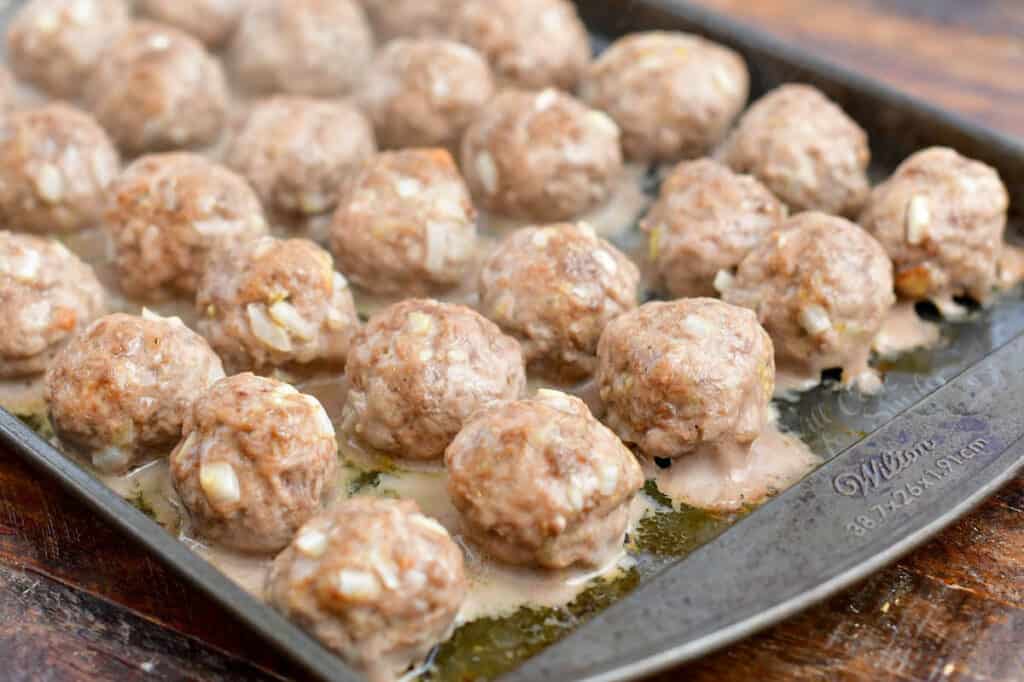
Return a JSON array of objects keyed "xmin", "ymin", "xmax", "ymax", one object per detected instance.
[
  {"xmin": 170, "ymin": 373, "xmax": 338, "ymax": 553},
  {"xmin": 45, "ymin": 312, "xmax": 225, "ymax": 474},
  {"xmin": 6, "ymin": 0, "xmax": 129, "ymax": 100},
  {"xmin": 358, "ymin": 39, "xmax": 494, "ymax": 151},
  {"xmin": 723, "ymin": 212, "xmax": 896, "ymax": 382},
  {"xmin": 86, "ymin": 21, "xmax": 228, "ymax": 155},
  {"xmin": 642, "ymin": 158, "xmax": 787, "ymax": 298},
  {"xmin": 330, "ymin": 149, "xmax": 478, "ymax": 296},
  {"xmin": 478, "ymin": 222, "xmax": 639, "ymax": 381},
  {"xmin": 859, "ymin": 147, "xmax": 1009, "ymax": 302},
  {"xmin": 266, "ymin": 497, "xmax": 466, "ymax": 678},
  {"xmin": 360, "ymin": 0, "xmax": 465, "ymax": 40},
  {"xmin": 581, "ymin": 32, "xmax": 748, "ymax": 163},
  {"xmin": 0, "ymin": 232, "xmax": 105, "ymax": 378},
  {"xmin": 461, "ymin": 89, "xmax": 622, "ymax": 222},
  {"xmin": 231, "ymin": 0, "xmax": 374, "ymax": 97},
  {"xmin": 138, "ymin": 0, "xmax": 243, "ymax": 48},
  {"xmin": 342, "ymin": 299, "xmax": 526, "ymax": 461},
  {"xmin": 721, "ymin": 84, "xmax": 870, "ymax": 217},
  {"xmin": 106, "ymin": 153, "xmax": 268, "ymax": 300},
  {"xmin": 0, "ymin": 67, "xmax": 16, "ymax": 113},
  {"xmin": 449, "ymin": 0, "xmax": 590, "ymax": 91},
  {"xmin": 446, "ymin": 389, "xmax": 643, "ymax": 568}
]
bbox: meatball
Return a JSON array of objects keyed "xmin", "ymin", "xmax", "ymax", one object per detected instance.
[
  {"xmin": 138, "ymin": 0, "xmax": 243, "ymax": 48},
  {"xmin": 105, "ymin": 153, "xmax": 268, "ymax": 300},
  {"xmin": 226, "ymin": 97, "xmax": 375, "ymax": 217},
  {"xmin": 231, "ymin": 0, "xmax": 374, "ymax": 97},
  {"xmin": 0, "ymin": 67, "xmax": 15, "ymax": 113},
  {"xmin": 597, "ymin": 298, "xmax": 775, "ymax": 460},
  {"xmin": 170, "ymin": 373, "xmax": 338, "ymax": 553},
  {"xmin": 723, "ymin": 212, "xmax": 896, "ymax": 383},
  {"xmin": 360, "ymin": 0, "xmax": 465, "ymax": 40},
  {"xmin": 478, "ymin": 222, "xmax": 639, "ymax": 381},
  {"xmin": 86, "ymin": 21, "xmax": 228, "ymax": 155},
  {"xmin": 721, "ymin": 84, "xmax": 870, "ymax": 217},
  {"xmin": 0, "ymin": 232, "xmax": 105, "ymax": 378},
  {"xmin": 45, "ymin": 312, "xmax": 225, "ymax": 474},
  {"xmin": 358, "ymin": 39, "xmax": 494, "ymax": 151},
  {"xmin": 330, "ymin": 149, "xmax": 478, "ymax": 296},
  {"xmin": 266, "ymin": 497, "xmax": 466, "ymax": 679},
  {"xmin": 461, "ymin": 89, "xmax": 622, "ymax": 222},
  {"xmin": 859, "ymin": 147, "xmax": 1009, "ymax": 302},
  {"xmin": 342, "ymin": 299, "xmax": 526, "ymax": 461},
  {"xmin": 642, "ymin": 158, "xmax": 787, "ymax": 298},
  {"xmin": 446, "ymin": 389, "xmax": 643, "ymax": 568},
  {"xmin": 449, "ymin": 0, "xmax": 590, "ymax": 91},
  {"xmin": 581, "ymin": 32, "xmax": 749, "ymax": 163}
]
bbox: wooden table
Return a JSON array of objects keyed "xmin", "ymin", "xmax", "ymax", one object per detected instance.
[{"xmin": 3, "ymin": 1, "xmax": 1023, "ymax": 680}]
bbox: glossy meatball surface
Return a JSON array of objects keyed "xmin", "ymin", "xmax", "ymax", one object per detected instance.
[{"xmin": 138, "ymin": 0, "xmax": 243, "ymax": 47}]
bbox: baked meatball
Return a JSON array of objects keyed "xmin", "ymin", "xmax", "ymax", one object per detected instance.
[
  {"xmin": 461, "ymin": 89, "xmax": 622, "ymax": 222},
  {"xmin": 0, "ymin": 232, "xmax": 105, "ymax": 378},
  {"xmin": 342, "ymin": 299, "xmax": 526, "ymax": 461},
  {"xmin": 330, "ymin": 149, "xmax": 478, "ymax": 296},
  {"xmin": 721, "ymin": 84, "xmax": 870, "ymax": 217},
  {"xmin": 106, "ymin": 152, "xmax": 268, "ymax": 300},
  {"xmin": 597, "ymin": 298, "xmax": 775, "ymax": 460},
  {"xmin": 138, "ymin": 0, "xmax": 243, "ymax": 48},
  {"xmin": 358, "ymin": 39, "xmax": 494, "ymax": 151},
  {"xmin": 360, "ymin": 0, "xmax": 465, "ymax": 40},
  {"xmin": 231, "ymin": 0, "xmax": 374, "ymax": 97},
  {"xmin": 0, "ymin": 67, "xmax": 15, "ymax": 113},
  {"xmin": 859, "ymin": 147, "xmax": 1009, "ymax": 302},
  {"xmin": 266, "ymin": 497, "xmax": 466, "ymax": 679},
  {"xmin": 170, "ymin": 373, "xmax": 338, "ymax": 553},
  {"xmin": 197, "ymin": 237, "xmax": 360, "ymax": 374},
  {"xmin": 723, "ymin": 212, "xmax": 896, "ymax": 383},
  {"xmin": 581, "ymin": 32, "xmax": 749, "ymax": 163},
  {"xmin": 86, "ymin": 21, "xmax": 228, "ymax": 155},
  {"xmin": 449, "ymin": 0, "xmax": 590, "ymax": 91},
  {"xmin": 642, "ymin": 158, "xmax": 787, "ymax": 298},
  {"xmin": 446, "ymin": 389, "xmax": 643, "ymax": 568},
  {"xmin": 45, "ymin": 312, "xmax": 225, "ymax": 474},
  {"xmin": 226, "ymin": 97, "xmax": 376, "ymax": 217},
  {"xmin": 478, "ymin": 222, "xmax": 639, "ymax": 381}
]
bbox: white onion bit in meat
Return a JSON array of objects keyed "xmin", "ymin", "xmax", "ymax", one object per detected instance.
[
  {"xmin": 905, "ymin": 195, "xmax": 931, "ymax": 246},
  {"xmin": 248, "ymin": 303, "xmax": 293, "ymax": 351},
  {"xmin": 199, "ymin": 461, "xmax": 241, "ymax": 505},
  {"xmin": 336, "ymin": 569, "xmax": 380, "ymax": 600},
  {"xmin": 268, "ymin": 300, "xmax": 316, "ymax": 341},
  {"xmin": 799, "ymin": 304, "xmax": 833, "ymax": 335},
  {"xmin": 295, "ymin": 530, "xmax": 328, "ymax": 558},
  {"xmin": 193, "ymin": 218, "xmax": 243, "ymax": 237},
  {"xmin": 713, "ymin": 269, "xmax": 735, "ymax": 293},
  {"xmin": 475, "ymin": 152, "xmax": 499, "ymax": 195}
]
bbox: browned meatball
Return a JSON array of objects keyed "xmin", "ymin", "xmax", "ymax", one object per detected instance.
[
  {"xmin": 105, "ymin": 153, "xmax": 268, "ymax": 300},
  {"xmin": 0, "ymin": 67, "xmax": 16, "ymax": 113},
  {"xmin": 45, "ymin": 311, "xmax": 225, "ymax": 473},
  {"xmin": 170, "ymin": 373, "xmax": 338, "ymax": 553},
  {"xmin": 446, "ymin": 389, "xmax": 643, "ymax": 568},
  {"xmin": 138, "ymin": 0, "xmax": 243, "ymax": 48},
  {"xmin": 359, "ymin": 0, "xmax": 465, "ymax": 40},
  {"xmin": 859, "ymin": 147, "xmax": 1009, "ymax": 302},
  {"xmin": 461, "ymin": 89, "xmax": 622, "ymax": 222},
  {"xmin": 581, "ymin": 32, "xmax": 749, "ymax": 163},
  {"xmin": 266, "ymin": 497, "xmax": 466, "ymax": 679},
  {"xmin": 642, "ymin": 158, "xmax": 787, "ymax": 298},
  {"xmin": 0, "ymin": 232, "xmax": 105, "ymax": 377},
  {"xmin": 330, "ymin": 149, "xmax": 478, "ymax": 296},
  {"xmin": 721, "ymin": 84, "xmax": 870, "ymax": 217},
  {"xmin": 478, "ymin": 222, "xmax": 639, "ymax": 381},
  {"xmin": 342, "ymin": 299, "xmax": 526, "ymax": 461}
]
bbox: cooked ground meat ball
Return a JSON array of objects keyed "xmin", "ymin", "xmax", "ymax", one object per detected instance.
[
  {"xmin": 597, "ymin": 298, "xmax": 775, "ymax": 460},
  {"xmin": 580, "ymin": 31, "xmax": 749, "ymax": 163},
  {"xmin": 478, "ymin": 222, "xmax": 639, "ymax": 381},
  {"xmin": 461, "ymin": 89, "xmax": 622, "ymax": 222},
  {"xmin": 358, "ymin": 39, "xmax": 494, "ymax": 151},
  {"xmin": 721, "ymin": 84, "xmax": 870, "ymax": 217},
  {"xmin": 0, "ymin": 231, "xmax": 105, "ymax": 378},
  {"xmin": 642, "ymin": 158, "xmax": 787, "ymax": 298},
  {"xmin": 45, "ymin": 311, "xmax": 225, "ymax": 474},
  {"xmin": 85, "ymin": 21, "xmax": 228, "ymax": 155},
  {"xmin": 359, "ymin": 0, "xmax": 465, "ymax": 41},
  {"xmin": 330, "ymin": 149, "xmax": 478, "ymax": 296},
  {"xmin": 170, "ymin": 373, "xmax": 338, "ymax": 553},
  {"xmin": 138, "ymin": 0, "xmax": 243, "ymax": 48},
  {"xmin": 266, "ymin": 497, "xmax": 466, "ymax": 679},
  {"xmin": 105, "ymin": 152, "xmax": 268, "ymax": 300},
  {"xmin": 197, "ymin": 237, "xmax": 360, "ymax": 374},
  {"xmin": 858, "ymin": 147, "xmax": 1009, "ymax": 302},
  {"xmin": 0, "ymin": 67, "xmax": 15, "ymax": 113},
  {"xmin": 723, "ymin": 212, "xmax": 896, "ymax": 383},
  {"xmin": 231, "ymin": 0, "xmax": 374, "ymax": 97},
  {"xmin": 226, "ymin": 97, "xmax": 376, "ymax": 216},
  {"xmin": 0, "ymin": 103, "xmax": 119, "ymax": 235},
  {"xmin": 342, "ymin": 299, "xmax": 525, "ymax": 461},
  {"xmin": 446, "ymin": 389, "xmax": 643, "ymax": 568}
]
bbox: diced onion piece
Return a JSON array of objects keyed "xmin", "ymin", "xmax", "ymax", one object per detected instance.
[
  {"xmin": 395, "ymin": 177, "xmax": 422, "ymax": 198},
  {"xmin": 713, "ymin": 269, "xmax": 735, "ymax": 293},
  {"xmin": 423, "ymin": 221, "xmax": 448, "ymax": 274},
  {"xmin": 593, "ymin": 249, "xmax": 618, "ymax": 274},
  {"xmin": 799, "ymin": 304, "xmax": 832, "ymax": 335},
  {"xmin": 599, "ymin": 463, "xmax": 620, "ymax": 496},
  {"xmin": 335, "ymin": 569, "xmax": 380, "ymax": 600},
  {"xmin": 33, "ymin": 164, "xmax": 63, "ymax": 203},
  {"xmin": 248, "ymin": 304, "xmax": 293, "ymax": 351},
  {"xmin": 409, "ymin": 513, "xmax": 449, "ymax": 537},
  {"xmin": 193, "ymin": 219, "xmax": 241, "ymax": 237},
  {"xmin": 534, "ymin": 88, "xmax": 559, "ymax": 111},
  {"xmin": 905, "ymin": 195, "xmax": 931, "ymax": 246},
  {"xmin": 475, "ymin": 152, "xmax": 499, "ymax": 195},
  {"xmin": 199, "ymin": 461, "xmax": 241, "ymax": 505},
  {"xmin": 3, "ymin": 248, "xmax": 41, "ymax": 281},
  {"xmin": 268, "ymin": 300, "xmax": 316, "ymax": 341},
  {"xmin": 681, "ymin": 314, "xmax": 714, "ymax": 337},
  {"xmin": 295, "ymin": 530, "xmax": 328, "ymax": 558},
  {"xmin": 406, "ymin": 311, "xmax": 434, "ymax": 335}
]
